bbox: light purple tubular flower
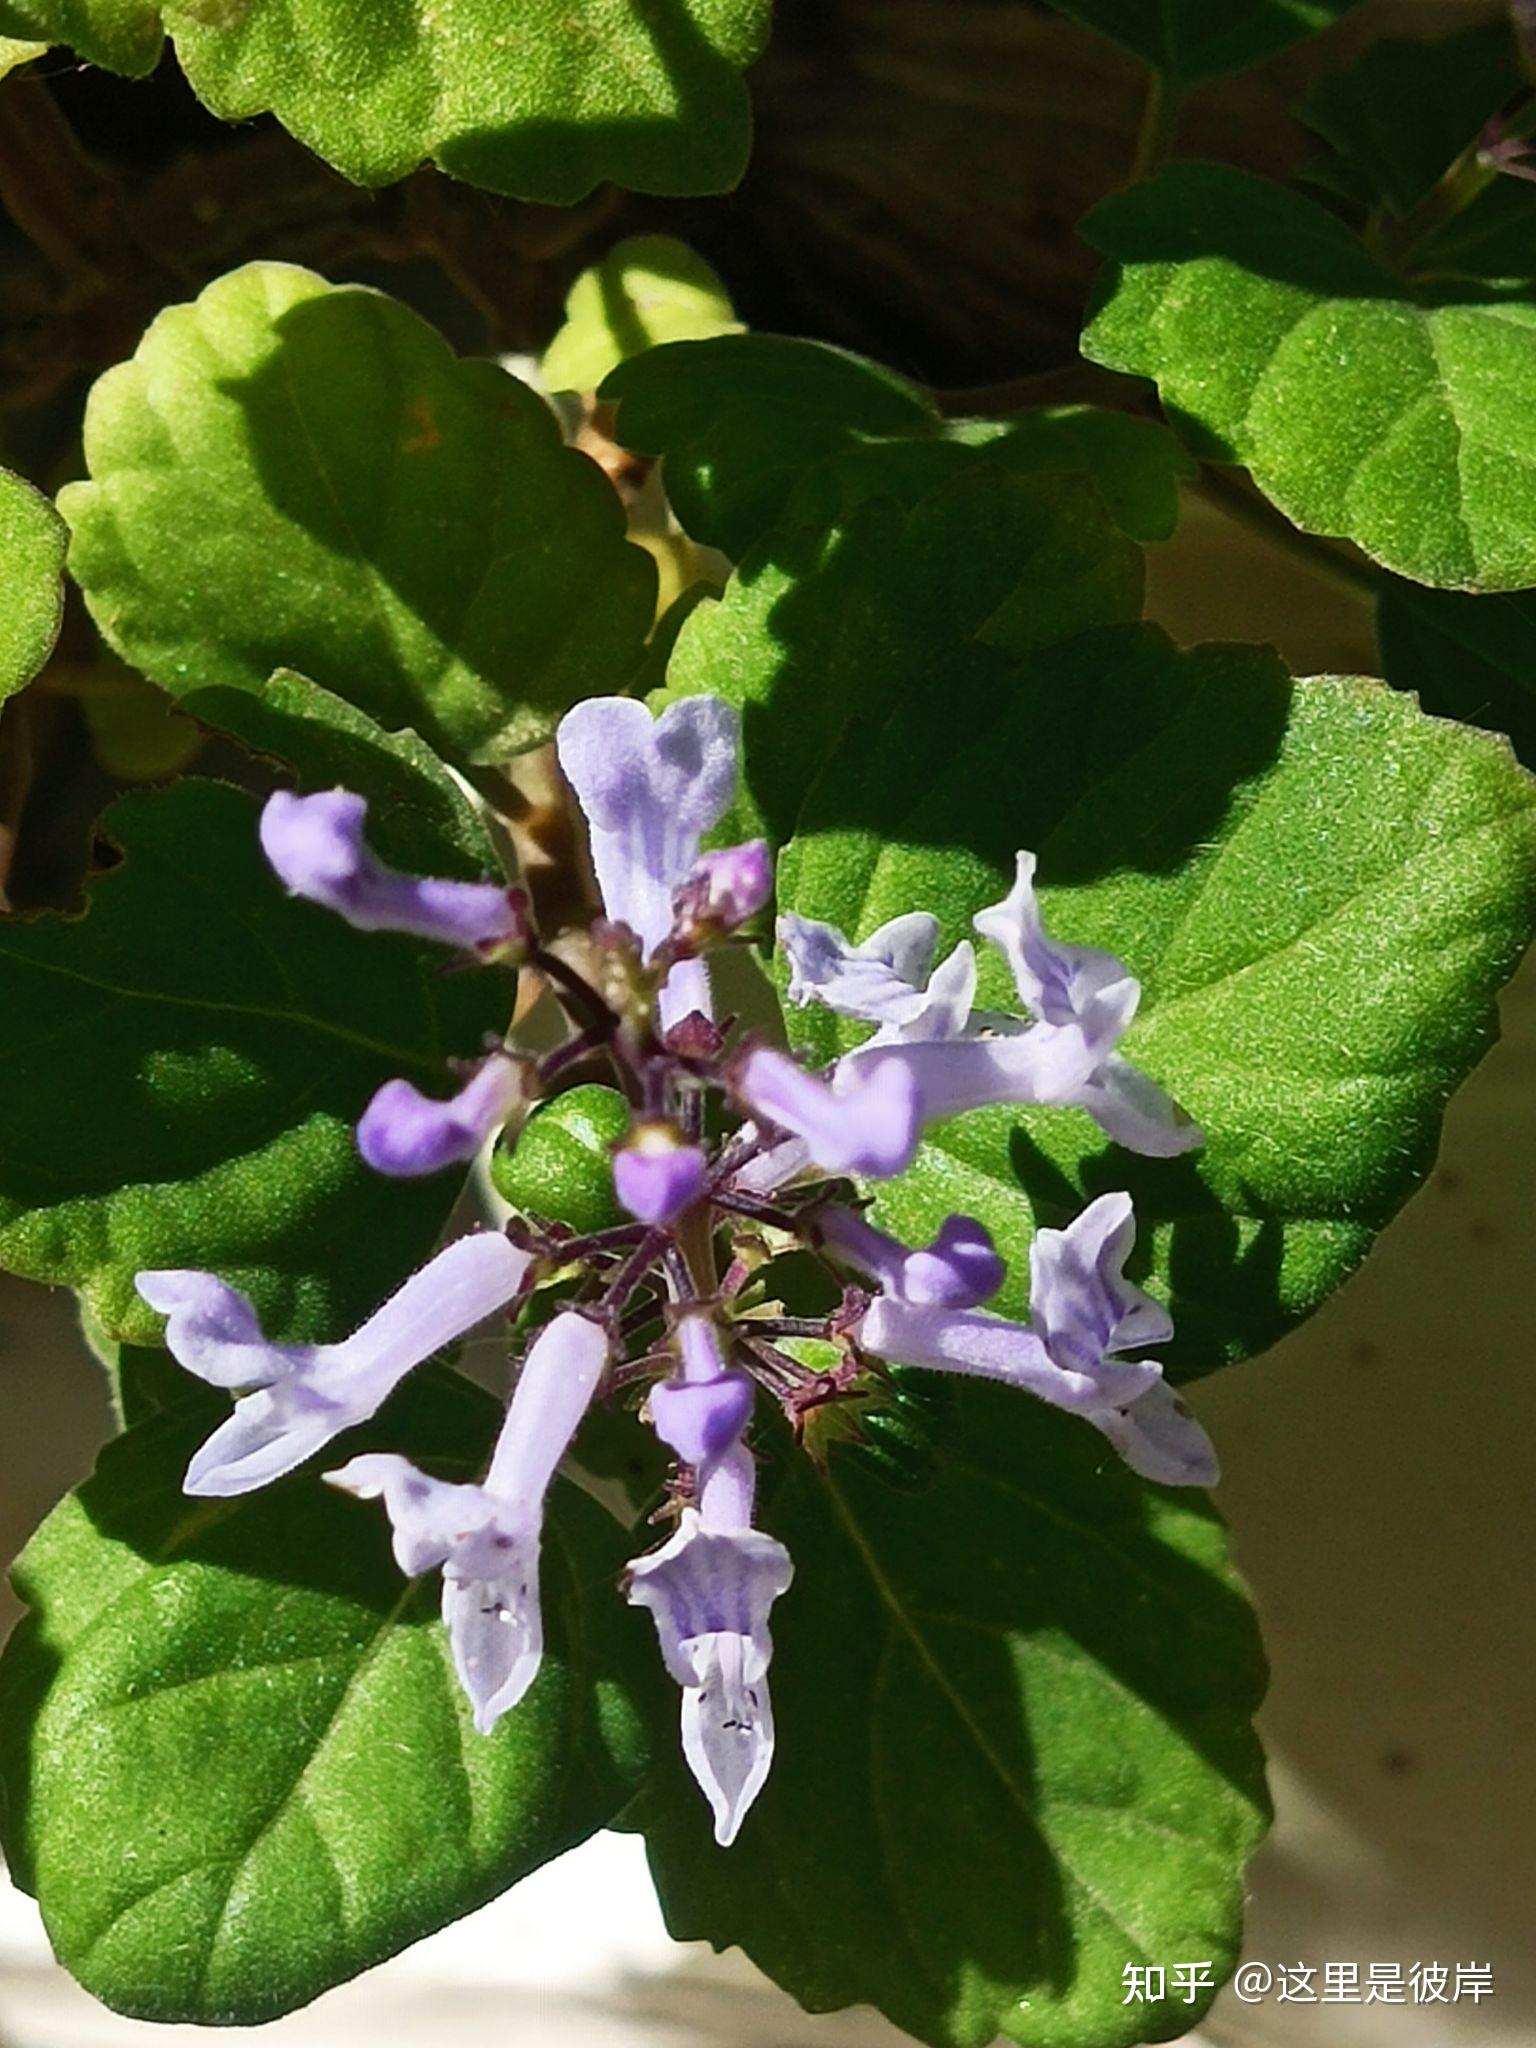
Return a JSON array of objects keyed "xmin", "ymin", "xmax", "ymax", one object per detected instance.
[
  {"xmin": 649, "ymin": 1311, "xmax": 756, "ymax": 1480},
  {"xmin": 782, "ymin": 859, "xmax": 1201, "ymax": 1156},
  {"xmin": 736, "ymin": 1047, "xmax": 921, "ymax": 1180},
  {"xmin": 1026, "ymin": 1191, "xmax": 1217, "ymax": 1485},
  {"xmin": 678, "ymin": 840, "xmax": 773, "ymax": 935},
  {"xmin": 613, "ymin": 1124, "xmax": 709, "ymax": 1226},
  {"xmin": 136, "ymin": 1233, "xmax": 532, "ymax": 1497},
  {"xmin": 973, "ymin": 853, "xmax": 1201, "ymax": 1157},
  {"xmin": 784, "ymin": 904, "xmax": 1108, "ymax": 1115},
  {"xmin": 260, "ymin": 789, "xmax": 524, "ymax": 953},
  {"xmin": 358, "ymin": 1053, "xmax": 529, "ymax": 1178},
  {"xmin": 856, "ymin": 1192, "xmax": 1216, "ymax": 1483},
  {"xmin": 819, "ymin": 1205, "xmax": 1005, "ymax": 1309},
  {"xmin": 627, "ymin": 1441, "xmax": 793, "ymax": 1846},
  {"xmin": 329, "ymin": 1309, "xmax": 609, "ymax": 1733},
  {"xmin": 555, "ymin": 695, "xmax": 740, "ymax": 1029}
]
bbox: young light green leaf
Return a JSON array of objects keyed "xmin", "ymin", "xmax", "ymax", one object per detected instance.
[
  {"xmin": 0, "ymin": 776, "xmax": 513, "ymax": 1344},
  {"xmin": 0, "ymin": 465, "xmax": 67, "ymax": 702},
  {"xmin": 0, "ymin": 1371, "xmax": 648, "ymax": 2024},
  {"xmin": 604, "ymin": 332, "xmax": 1191, "ymax": 554},
  {"xmin": 542, "ymin": 236, "xmax": 741, "ymax": 396},
  {"xmin": 1301, "ymin": 18, "xmax": 1519, "ymax": 217},
  {"xmin": 636, "ymin": 1383, "xmax": 1268, "ymax": 2048},
  {"xmin": 1040, "ymin": 0, "xmax": 1359, "ymax": 84},
  {"xmin": 1082, "ymin": 164, "xmax": 1536, "ymax": 591},
  {"xmin": 61, "ymin": 263, "xmax": 656, "ymax": 765},
  {"xmin": 656, "ymin": 467, "xmax": 1144, "ymax": 851},
  {"xmin": 0, "ymin": 0, "xmax": 770, "ymax": 203},
  {"xmin": 775, "ymin": 624, "xmax": 1536, "ymax": 1373},
  {"xmin": 0, "ymin": 31, "xmax": 46, "ymax": 71},
  {"xmin": 1377, "ymin": 580, "xmax": 1536, "ymax": 768}
]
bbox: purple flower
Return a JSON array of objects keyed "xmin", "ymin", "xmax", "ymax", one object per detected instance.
[
  {"xmin": 648, "ymin": 1311, "xmax": 756, "ymax": 1478},
  {"xmin": 358, "ymin": 1053, "xmax": 531, "ymax": 1178},
  {"xmin": 674, "ymin": 840, "xmax": 773, "ymax": 939},
  {"xmin": 973, "ymin": 854, "xmax": 1200, "ymax": 1156},
  {"xmin": 136, "ymin": 1233, "xmax": 531, "ymax": 1496},
  {"xmin": 627, "ymin": 1437, "xmax": 792, "ymax": 1846},
  {"xmin": 613, "ymin": 1124, "xmax": 709, "ymax": 1225},
  {"xmin": 329, "ymin": 1309, "xmax": 609, "ymax": 1732},
  {"xmin": 851, "ymin": 1192, "xmax": 1217, "ymax": 1485},
  {"xmin": 556, "ymin": 696, "xmax": 740, "ymax": 1029},
  {"xmin": 260, "ymin": 790, "xmax": 526, "ymax": 955},
  {"xmin": 818, "ymin": 1205, "xmax": 1005, "ymax": 1309},
  {"xmin": 780, "ymin": 854, "xmax": 1201, "ymax": 1157},
  {"xmin": 736, "ymin": 1046, "xmax": 921, "ymax": 1180}
]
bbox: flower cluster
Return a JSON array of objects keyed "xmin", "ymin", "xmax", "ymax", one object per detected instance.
[{"xmin": 136, "ymin": 693, "xmax": 1215, "ymax": 1847}]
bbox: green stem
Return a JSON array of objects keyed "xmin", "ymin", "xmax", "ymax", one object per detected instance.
[
  {"xmin": 1382, "ymin": 96, "xmax": 1536, "ymax": 269},
  {"xmin": 1129, "ymin": 70, "xmax": 1183, "ymax": 185}
]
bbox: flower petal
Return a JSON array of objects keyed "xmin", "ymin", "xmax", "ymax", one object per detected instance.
[
  {"xmin": 738, "ymin": 1047, "xmax": 920, "ymax": 1179},
  {"xmin": 158, "ymin": 1232, "xmax": 530, "ymax": 1497},
  {"xmin": 260, "ymin": 789, "xmax": 523, "ymax": 952},
  {"xmin": 902, "ymin": 1214, "xmax": 1006, "ymax": 1309},
  {"xmin": 614, "ymin": 1128, "xmax": 709, "ymax": 1225},
  {"xmin": 1028, "ymin": 1192, "xmax": 1173, "ymax": 1372},
  {"xmin": 185, "ymin": 1387, "xmax": 344, "ymax": 1497},
  {"xmin": 680, "ymin": 1631, "xmax": 777, "ymax": 1846},
  {"xmin": 442, "ymin": 1542, "xmax": 545, "ymax": 1733},
  {"xmin": 626, "ymin": 1507, "xmax": 793, "ymax": 1843},
  {"xmin": 326, "ymin": 1452, "xmax": 496, "ymax": 1575},
  {"xmin": 556, "ymin": 696, "xmax": 739, "ymax": 961},
  {"xmin": 1076, "ymin": 1055, "xmax": 1204, "ymax": 1158},
  {"xmin": 857, "ymin": 1295, "xmax": 1160, "ymax": 1412},
  {"xmin": 974, "ymin": 852, "xmax": 1140, "ymax": 1052},
  {"xmin": 649, "ymin": 1314, "xmax": 755, "ymax": 1472},
  {"xmin": 1091, "ymin": 1378, "xmax": 1220, "ymax": 1488},
  {"xmin": 357, "ymin": 1055, "xmax": 529, "ymax": 1178},
  {"xmin": 329, "ymin": 1451, "xmax": 545, "ymax": 1728},
  {"xmin": 837, "ymin": 1028, "xmax": 1102, "ymax": 1126},
  {"xmin": 819, "ymin": 1206, "xmax": 1004, "ymax": 1309},
  {"xmin": 778, "ymin": 910, "xmax": 939, "ymax": 1027},
  {"xmin": 134, "ymin": 1269, "xmax": 301, "ymax": 1389}
]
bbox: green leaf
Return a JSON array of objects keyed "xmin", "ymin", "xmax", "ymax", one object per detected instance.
[
  {"xmin": 656, "ymin": 467, "xmax": 1144, "ymax": 851},
  {"xmin": 491, "ymin": 1084, "xmax": 630, "ymax": 1237},
  {"xmin": 1378, "ymin": 580, "xmax": 1536, "ymax": 768},
  {"xmin": 1083, "ymin": 163, "xmax": 1536, "ymax": 591},
  {"xmin": 0, "ymin": 775, "xmax": 513, "ymax": 1344},
  {"xmin": 0, "ymin": 1370, "xmax": 648, "ymax": 2023},
  {"xmin": 670, "ymin": 468, "xmax": 1536, "ymax": 1369},
  {"xmin": 0, "ymin": 31, "xmax": 46, "ymax": 70},
  {"xmin": 183, "ymin": 666, "xmax": 502, "ymax": 878},
  {"xmin": 1040, "ymin": 0, "xmax": 1359, "ymax": 84},
  {"xmin": 636, "ymin": 1384, "xmax": 1268, "ymax": 2048},
  {"xmin": 775, "ymin": 629, "xmax": 1536, "ymax": 1372},
  {"xmin": 542, "ymin": 236, "xmax": 740, "ymax": 396},
  {"xmin": 604, "ymin": 332, "xmax": 1192, "ymax": 554},
  {"xmin": 0, "ymin": 0, "xmax": 155, "ymax": 71},
  {"xmin": 0, "ymin": 0, "xmax": 770, "ymax": 204},
  {"xmin": 61, "ymin": 263, "xmax": 656, "ymax": 765},
  {"xmin": 1301, "ymin": 19, "xmax": 1519, "ymax": 217},
  {"xmin": 0, "ymin": 465, "xmax": 67, "ymax": 702}
]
